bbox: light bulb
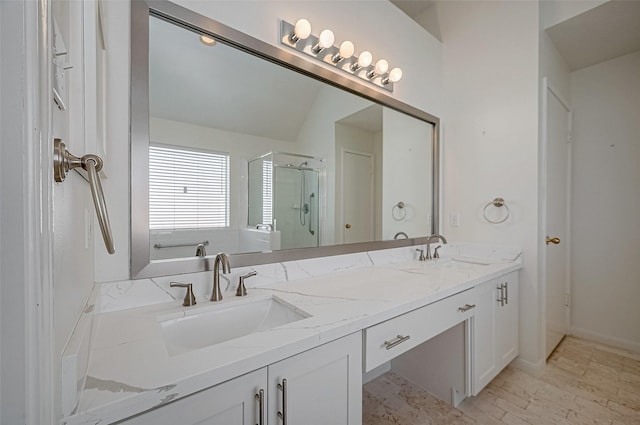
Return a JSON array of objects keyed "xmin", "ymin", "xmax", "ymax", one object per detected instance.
[
  {"xmin": 374, "ymin": 59, "xmax": 389, "ymax": 75},
  {"xmin": 339, "ymin": 41, "xmax": 355, "ymax": 59},
  {"xmin": 313, "ymin": 29, "xmax": 334, "ymax": 53},
  {"xmin": 358, "ymin": 51, "xmax": 373, "ymax": 68},
  {"xmin": 292, "ymin": 18, "xmax": 311, "ymax": 42},
  {"xmin": 200, "ymin": 35, "xmax": 216, "ymax": 46},
  {"xmin": 318, "ymin": 29, "xmax": 335, "ymax": 49},
  {"xmin": 388, "ymin": 68, "xmax": 403, "ymax": 83},
  {"xmin": 332, "ymin": 40, "xmax": 354, "ymax": 63}
]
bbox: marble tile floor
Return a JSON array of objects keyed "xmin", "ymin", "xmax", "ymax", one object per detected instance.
[{"xmin": 363, "ymin": 336, "xmax": 640, "ymax": 425}]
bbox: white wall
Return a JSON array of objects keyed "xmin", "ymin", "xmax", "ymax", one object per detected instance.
[
  {"xmin": 432, "ymin": 1, "xmax": 543, "ymax": 368},
  {"xmin": 569, "ymin": 50, "xmax": 640, "ymax": 351},
  {"xmin": 97, "ymin": 0, "xmax": 443, "ymax": 280},
  {"xmin": 382, "ymin": 108, "xmax": 432, "ymax": 239}
]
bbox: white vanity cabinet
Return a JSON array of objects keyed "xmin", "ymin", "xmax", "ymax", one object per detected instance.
[
  {"xmin": 116, "ymin": 368, "xmax": 267, "ymax": 425},
  {"xmin": 268, "ymin": 332, "xmax": 362, "ymax": 425},
  {"xmin": 116, "ymin": 333, "xmax": 362, "ymax": 425},
  {"xmin": 472, "ymin": 271, "xmax": 519, "ymax": 395}
]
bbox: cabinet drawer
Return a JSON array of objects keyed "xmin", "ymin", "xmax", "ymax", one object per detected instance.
[{"xmin": 364, "ymin": 289, "xmax": 475, "ymax": 372}]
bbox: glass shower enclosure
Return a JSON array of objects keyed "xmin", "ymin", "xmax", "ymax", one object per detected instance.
[{"xmin": 248, "ymin": 152, "xmax": 322, "ymax": 250}]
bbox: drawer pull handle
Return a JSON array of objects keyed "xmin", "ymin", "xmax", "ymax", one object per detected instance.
[
  {"xmin": 384, "ymin": 334, "xmax": 411, "ymax": 350},
  {"xmin": 255, "ymin": 389, "xmax": 264, "ymax": 425},
  {"xmin": 457, "ymin": 304, "xmax": 476, "ymax": 312},
  {"xmin": 277, "ymin": 379, "xmax": 287, "ymax": 424}
]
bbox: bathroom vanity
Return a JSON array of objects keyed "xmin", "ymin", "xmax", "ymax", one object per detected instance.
[{"xmin": 62, "ymin": 247, "xmax": 520, "ymax": 425}]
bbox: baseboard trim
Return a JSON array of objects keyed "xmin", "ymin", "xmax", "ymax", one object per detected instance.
[
  {"xmin": 511, "ymin": 356, "xmax": 546, "ymax": 376},
  {"xmin": 569, "ymin": 327, "xmax": 640, "ymax": 354}
]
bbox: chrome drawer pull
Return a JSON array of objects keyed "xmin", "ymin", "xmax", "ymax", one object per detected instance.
[
  {"xmin": 277, "ymin": 379, "xmax": 287, "ymax": 424},
  {"xmin": 384, "ymin": 334, "xmax": 411, "ymax": 350},
  {"xmin": 457, "ymin": 304, "xmax": 476, "ymax": 312},
  {"xmin": 255, "ymin": 389, "xmax": 264, "ymax": 425}
]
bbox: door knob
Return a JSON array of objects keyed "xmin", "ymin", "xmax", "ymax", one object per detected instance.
[
  {"xmin": 345, "ymin": 224, "xmax": 351, "ymax": 229},
  {"xmin": 546, "ymin": 236, "xmax": 560, "ymax": 245}
]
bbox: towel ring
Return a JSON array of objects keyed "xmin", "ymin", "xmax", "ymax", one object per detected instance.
[
  {"xmin": 53, "ymin": 139, "xmax": 115, "ymax": 254},
  {"xmin": 483, "ymin": 197, "xmax": 510, "ymax": 224},
  {"xmin": 392, "ymin": 201, "xmax": 406, "ymax": 221}
]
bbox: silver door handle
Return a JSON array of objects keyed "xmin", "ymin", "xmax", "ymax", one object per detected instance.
[
  {"xmin": 457, "ymin": 304, "xmax": 476, "ymax": 312},
  {"xmin": 255, "ymin": 389, "xmax": 264, "ymax": 425},
  {"xmin": 384, "ymin": 334, "xmax": 411, "ymax": 350},
  {"xmin": 277, "ymin": 378, "xmax": 287, "ymax": 424}
]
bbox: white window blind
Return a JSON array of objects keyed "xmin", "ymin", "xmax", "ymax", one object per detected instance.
[
  {"xmin": 262, "ymin": 160, "xmax": 272, "ymax": 226},
  {"xmin": 149, "ymin": 145, "xmax": 229, "ymax": 230}
]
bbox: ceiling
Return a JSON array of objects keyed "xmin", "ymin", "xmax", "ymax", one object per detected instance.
[
  {"xmin": 149, "ymin": 16, "xmax": 324, "ymax": 142},
  {"xmin": 389, "ymin": 0, "xmax": 435, "ymax": 21},
  {"xmin": 546, "ymin": 1, "xmax": 640, "ymax": 71}
]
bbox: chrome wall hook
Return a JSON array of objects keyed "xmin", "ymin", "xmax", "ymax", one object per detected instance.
[{"xmin": 53, "ymin": 139, "xmax": 115, "ymax": 254}]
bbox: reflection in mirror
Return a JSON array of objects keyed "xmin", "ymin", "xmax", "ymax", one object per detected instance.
[{"xmin": 131, "ymin": 1, "xmax": 439, "ymax": 277}]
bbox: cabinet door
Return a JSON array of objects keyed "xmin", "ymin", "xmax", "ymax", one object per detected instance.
[
  {"xmin": 268, "ymin": 332, "xmax": 362, "ymax": 425},
  {"xmin": 472, "ymin": 278, "xmax": 498, "ymax": 395},
  {"xmin": 117, "ymin": 368, "xmax": 267, "ymax": 425},
  {"xmin": 496, "ymin": 272, "xmax": 519, "ymax": 370}
]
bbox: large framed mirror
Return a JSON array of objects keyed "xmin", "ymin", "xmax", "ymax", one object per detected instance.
[{"xmin": 131, "ymin": 0, "xmax": 440, "ymax": 278}]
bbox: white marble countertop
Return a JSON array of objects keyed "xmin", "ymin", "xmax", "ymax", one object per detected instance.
[{"xmin": 63, "ymin": 250, "xmax": 521, "ymax": 425}]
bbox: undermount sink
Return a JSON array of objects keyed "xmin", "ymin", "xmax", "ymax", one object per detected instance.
[{"xmin": 159, "ymin": 296, "xmax": 310, "ymax": 356}]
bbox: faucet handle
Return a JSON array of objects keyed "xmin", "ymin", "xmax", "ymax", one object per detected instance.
[
  {"xmin": 415, "ymin": 248, "xmax": 425, "ymax": 261},
  {"xmin": 170, "ymin": 282, "xmax": 196, "ymax": 306},
  {"xmin": 236, "ymin": 271, "xmax": 257, "ymax": 297},
  {"xmin": 434, "ymin": 245, "xmax": 442, "ymax": 259}
]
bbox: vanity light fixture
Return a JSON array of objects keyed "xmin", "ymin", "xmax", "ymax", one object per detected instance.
[
  {"xmin": 280, "ymin": 19, "xmax": 403, "ymax": 92},
  {"xmin": 291, "ymin": 18, "xmax": 312, "ymax": 43},
  {"xmin": 382, "ymin": 67, "xmax": 403, "ymax": 85},
  {"xmin": 200, "ymin": 34, "xmax": 216, "ymax": 46},
  {"xmin": 367, "ymin": 59, "xmax": 389, "ymax": 79},
  {"xmin": 312, "ymin": 29, "xmax": 334, "ymax": 54},
  {"xmin": 331, "ymin": 40, "xmax": 354, "ymax": 63},
  {"xmin": 350, "ymin": 50, "xmax": 372, "ymax": 71}
]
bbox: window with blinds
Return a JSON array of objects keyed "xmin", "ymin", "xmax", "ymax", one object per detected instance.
[
  {"xmin": 262, "ymin": 160, "xmax": 272, "ymax": 226},
  {"xmin": 149, "ymin": 144, "xmax": 229, "ymax": 230}
]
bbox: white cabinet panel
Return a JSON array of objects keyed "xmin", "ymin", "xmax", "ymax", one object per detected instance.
[
  {"xmin": 268, "ymin": 333, "xmax": 362, "ymax": 425},
  {"xmin": 117, "ymin": 368, "xmax": 266, "ymax": 425},
  {"xmin": 472, "ymin": 271, "xmax": 519, "ymax": 395}
]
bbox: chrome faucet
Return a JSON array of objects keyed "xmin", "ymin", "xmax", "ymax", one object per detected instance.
[
  {"xmin": 425, "ymin": 234, "xmax": 448, "ymax": 260},
  {"xmin": 195, "ymin": 243, "xmax": 207, "ymax": 257},
  {"xmin": 211, "ymin": 253, "xmax": 231, "ymax": 301}
]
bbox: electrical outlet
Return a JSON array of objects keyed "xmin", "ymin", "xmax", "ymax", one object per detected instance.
[{"xmin": 449, "ymin": 213, "xmax": 460, "ymax": 228}]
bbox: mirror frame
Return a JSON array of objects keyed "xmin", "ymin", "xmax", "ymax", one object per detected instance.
[{"xmin": 130, "ymin": 0, "xmax": 440, "ymax": 278}]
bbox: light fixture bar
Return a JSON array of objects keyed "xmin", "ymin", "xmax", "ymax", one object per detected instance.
[{"xmin": 280, "ymin": 20, "xmax": 400, "ymax": 93}]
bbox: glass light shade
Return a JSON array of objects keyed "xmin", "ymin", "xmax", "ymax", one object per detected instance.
[
  {"xmin": 293, "ymin": 19, "xmax": 312, "ymax": 40},
  {"xmin": 200, "ymin": 35, "xmax": 216, "ymax": 46},
  {"xmin": 374, "ymin": 59, "xmax": 389, "ymax": 75},
  {"xmin": 339, "ymin": 41, "xmax": 355, "ymax": 59},
  {"xmin": 317, "ymin": 29, "xmax": 335, "ymax": 49},
  {"xmin": 388, "ymin": 67, "xmax": 403, "ymax": 83},
  {"xmin": 358, "ymin": 51, "xmax": 373, "ymax": 68}
]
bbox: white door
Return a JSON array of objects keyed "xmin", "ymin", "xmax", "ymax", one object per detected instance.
[
  {"xmin": 268, "ymin": 333, "xmax": 362, "ymax": 425},
  {"xmin": 119, "ymin": 368, "xmax": 267, "ymax": 425},
  {"xmin": 342, "ymin": 150, "xmax": 374, "ymax": 244},
  {"xmin": 543, "ymin": 79, "xmax": 572, "ymax": 358}
]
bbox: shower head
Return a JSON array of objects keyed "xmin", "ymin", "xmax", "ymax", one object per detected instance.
[{"xmin": 299, "ymin": 161, "xmax": 308, "ymax": 167}]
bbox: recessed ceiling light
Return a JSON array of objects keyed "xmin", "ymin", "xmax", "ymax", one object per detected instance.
[{"xmin": 200, "ymin": 35, "xmax": 216, "ymax": 46}]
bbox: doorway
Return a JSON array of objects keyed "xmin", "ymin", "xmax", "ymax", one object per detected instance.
[
  {"xmin": 542, "ymin": 77, "xmax": 572, "ymax": 358},
  {"xmin": 341, "ymin": 149, "xmax": 374, "ymax": 244}
]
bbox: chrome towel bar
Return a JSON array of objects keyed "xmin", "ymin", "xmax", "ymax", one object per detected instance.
[
  {"xmin": 53, "ymin": 139, "xmax": 115, "ymax": 254},
  {"xmin": 153, "ymin": 240, "xmax": 209, "ymax": 250}
]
